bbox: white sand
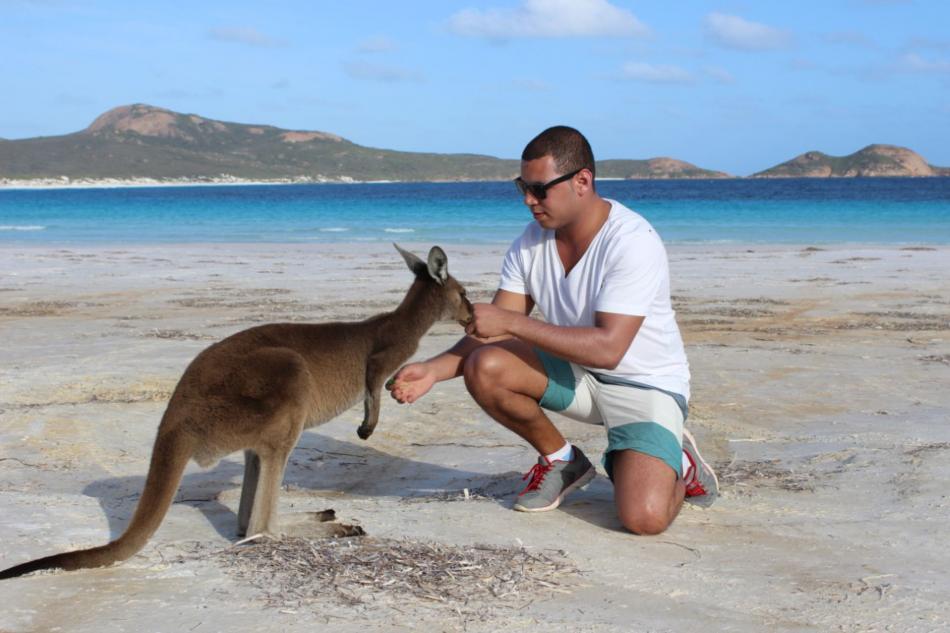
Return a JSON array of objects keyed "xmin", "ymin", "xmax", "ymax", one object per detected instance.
[
  {"xmin": 0, "ymin": 242, "xmax": 948, "ymax": 632},
  {"xmin": 0, "ymin": 176, "xmax": 353, "ymax": 189}
]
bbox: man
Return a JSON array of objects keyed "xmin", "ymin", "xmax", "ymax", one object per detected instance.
[{"xmin": 387, "ymin": 126, "xmax": 717, "ymax": 535}]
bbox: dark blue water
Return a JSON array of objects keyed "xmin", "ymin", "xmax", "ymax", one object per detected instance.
[{"xmin": 1, "ymin": 178, "xmax": 948, "ymax": 245}]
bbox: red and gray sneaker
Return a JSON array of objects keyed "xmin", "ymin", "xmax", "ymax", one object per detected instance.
[
  {"xmin": 513, "ymin": 447, "xmax": 596, "ymax": 512},
  {"xmin": 682, "ymin": 428, "xmax": 719, "ymax": 499}
]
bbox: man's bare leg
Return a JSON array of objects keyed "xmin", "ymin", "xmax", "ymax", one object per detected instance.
[
  {"xmin": 611, "ymin": 450, "xmax": 685, "ymax": 535},
  {"xmin": 462, "ymin": 339, "xmax": 565, "ymax": 455},
  {"xmin": 464, "ymin": 339, "xmax": 684, "ymax": 531}
]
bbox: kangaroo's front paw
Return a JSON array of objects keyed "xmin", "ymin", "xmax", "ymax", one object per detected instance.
[
  {"xmin": 328, "ymin": 523, "xmax": 365, "ymax": 538},
  {"xmin": 357, "ymin": 424, "xmax": 374, "ymax": 440}
]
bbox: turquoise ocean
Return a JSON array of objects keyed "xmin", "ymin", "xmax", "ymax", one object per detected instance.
[{"xmin": 1, "ymin": 178, "xmax": 948, "ymax": 246}]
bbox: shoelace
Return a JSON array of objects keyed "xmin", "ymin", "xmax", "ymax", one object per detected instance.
[
  {"xmin": 682, "ymin": 452, "xmax": 706, "ymax": 496},
  {"xmin": 520, "ymin": 461, "xmax": 553, "ymax": 494}
]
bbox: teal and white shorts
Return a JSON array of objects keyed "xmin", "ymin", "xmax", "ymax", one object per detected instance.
[{"xmin": 534, "ymin": 348, "xmax": 689, "ymax": 481}]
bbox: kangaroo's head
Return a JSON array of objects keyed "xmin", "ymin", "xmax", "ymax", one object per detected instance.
[{"xmin": 394, "ymin": 244, "xmax": 474, "ymax": 326}]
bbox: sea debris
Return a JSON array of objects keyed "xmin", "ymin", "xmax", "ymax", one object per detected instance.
[{"xmin": 197, "ymin": 535, "xmax": 577, "ymax": 615}]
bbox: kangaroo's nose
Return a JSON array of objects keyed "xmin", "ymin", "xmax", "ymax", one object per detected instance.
[{"xmin": 462, "ymin": 297, "xmax": 474, "ymax": 325}]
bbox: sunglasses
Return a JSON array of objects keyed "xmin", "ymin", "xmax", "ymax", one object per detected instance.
[{"xmin": 513, "ymin": 168, "xmax": 582, "ymax": 201}]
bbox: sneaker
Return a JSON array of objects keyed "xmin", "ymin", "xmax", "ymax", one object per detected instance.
[
  {"xmin": 682, "ymin": 428, "xmax": 719, "ymax": 498},
  {"xmin": 513, "ymin": 446, "xmax": 596, "ymax": 512}
]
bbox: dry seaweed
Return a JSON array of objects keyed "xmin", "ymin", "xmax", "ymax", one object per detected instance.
[
  {"xmin": 197, "ymin": 535, "xmax": 577, "ymax": 617},
  {"xmin": 716, "ymin": 458, "xmax": 814, "ymax": 492}
]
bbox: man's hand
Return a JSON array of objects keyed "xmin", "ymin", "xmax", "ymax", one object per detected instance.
[
  {"xmin": 386, "ymin": 362, "xmax": 437, "ymax": 404},
  {"xmin": 464, "ymin": 302, "xmax": 520, "ymax": 340}
]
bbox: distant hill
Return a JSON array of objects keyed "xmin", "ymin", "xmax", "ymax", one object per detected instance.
[
  {"xmin": 599, "ymin": 158, "xmax": 729, "ymax": 179},
  {"xmin": 0, "ymin": 104, "xmax": 518, "ymax": 182},
  {"xmin": 753, "ymin": 144, "xmax": 949, "ymax": 178},
  {"xmin": 0, "ymin": 104, "xmax": 729, "ymax": 184},
  {"xmin": 3, "ymin": 105, "xmax": 946, "ymax": 184}
]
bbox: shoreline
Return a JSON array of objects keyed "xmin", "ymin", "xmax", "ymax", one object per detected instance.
[
  {"xmin": 0, "ymin": 176, "xmax": 392, "ymax": 190},
  {"xmin": 0, "ymin": 240, "xmax": 947, "ymax": 250},
  {"xmin": 4, "ymin": 174, "xmax": 949, "ymax": 191}
]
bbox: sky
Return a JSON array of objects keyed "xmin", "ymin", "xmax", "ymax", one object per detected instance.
[{"xmin": 2, "ymin": 0, "xmax": 948, "ymax": 175}]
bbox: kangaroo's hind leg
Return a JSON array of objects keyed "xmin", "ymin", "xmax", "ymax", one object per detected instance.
[
  {"xmin": 242, "ymin": 413, "xmax": 365, "ymax": 539},
  {"xmin": 245, "ymin": 434, "xmax": 300, "ymax": 536},
  {"xmin": 237, "ymin": 450, "xmax": 261, "ymax": 538},
  {"xmin": 234, "ymin": 346, "xmax": 364, "ymax": 538},
  {"xmin": 236, "ymin": 346, "xmax": 313, "ymax": 536}
]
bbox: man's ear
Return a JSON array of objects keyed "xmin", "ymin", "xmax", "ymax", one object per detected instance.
[
  {"xmin": 426, "ymin": 246, "xmax": 448, "ymax": 285},
  {"xmin": 574, "ymin": 168, "xmax": 594, "ymax": 196}
]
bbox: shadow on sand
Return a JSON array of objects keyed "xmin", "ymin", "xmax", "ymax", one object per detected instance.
[
  {"xmin": 81, "ymin": 431, "xmax": 531, "ymax": 540},
  {"xmin": 556, "ymin": 476, "xmax": 626, "ymax": 532}
]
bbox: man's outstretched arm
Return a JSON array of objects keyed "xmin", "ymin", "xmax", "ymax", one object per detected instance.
[
  {"xmin": 387, "ymin": 290, "xmax": 534, "ymax": 403},
  {"xmin": 465, "ymin": 302, "xmax": 643, "ymax": 370}
]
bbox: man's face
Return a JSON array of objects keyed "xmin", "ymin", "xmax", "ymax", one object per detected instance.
[{"xmin": 519, "ymin": 155, "xmax": 579, "ymax": 230}]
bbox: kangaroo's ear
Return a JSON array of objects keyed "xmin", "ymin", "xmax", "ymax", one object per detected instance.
[
  {"xmin": 394, "ymin": 243, "xmax": 427, "ymax": 277},
  {"xmin": 426, "ymin": 246, "xmax": 449, "ymax": 286}
]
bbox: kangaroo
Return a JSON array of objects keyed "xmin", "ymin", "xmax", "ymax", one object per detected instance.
[{"xmin": 0, "ymin": 244, "xmax": 473, "ymax": 579}]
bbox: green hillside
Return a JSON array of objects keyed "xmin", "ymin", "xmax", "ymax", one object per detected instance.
[
  {"xmin": 599, "ymin": 158, "xmax": 729, "ymax": 179},
  {"xmin": 0, "ymin": 104, "xmax": 728, "ymax": 182},
  {"xmin": 0, "ymin": 104, "xmax": 518, "ymax": 181}
]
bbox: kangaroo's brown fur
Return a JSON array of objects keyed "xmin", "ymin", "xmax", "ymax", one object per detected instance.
[{"xmin": 0, "ymin": 245, "xmax": 472, "ymax": 580}]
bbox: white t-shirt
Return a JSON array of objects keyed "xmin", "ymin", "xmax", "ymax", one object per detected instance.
[{"xmin": 498, "ymin": 198, "xmax": 691, "ymax": 400}]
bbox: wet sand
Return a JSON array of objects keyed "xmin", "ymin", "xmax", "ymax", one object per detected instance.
[{"xmin": 0, "ymin": 242, "xmax": 948, "ymax": 632}]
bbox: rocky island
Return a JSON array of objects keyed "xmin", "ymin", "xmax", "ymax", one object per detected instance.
[{"xmin": 753, "ymin": 144, "xmax": 950, "ymax": 178}]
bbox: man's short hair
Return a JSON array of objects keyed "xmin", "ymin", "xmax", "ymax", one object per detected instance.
[{"xmin": 521, "ymin": 126, "xmax": 596, "ymax": 180}]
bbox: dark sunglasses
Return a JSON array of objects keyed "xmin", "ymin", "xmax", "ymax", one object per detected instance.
[{"xmin": 513, "ymin": 168, "xmax": 582, "ymax": 201}]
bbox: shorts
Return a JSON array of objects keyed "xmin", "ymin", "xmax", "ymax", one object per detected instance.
[{"xmin": 534, "ymin": 348, "xmax": 689, "ymax": 481}]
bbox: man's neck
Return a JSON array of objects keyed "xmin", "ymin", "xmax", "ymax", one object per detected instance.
[{"xmin": 557, "ymin": 195, "xmax": 612, "ymax": 247}]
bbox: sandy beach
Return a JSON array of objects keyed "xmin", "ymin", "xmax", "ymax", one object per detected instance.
[
  {"xmin": 0, "ymin": 176, "xmax": 381, "ymax": 190},
  {"xmin": 0, "ymin": 241, "xmax": 947, "ymax": 632}
]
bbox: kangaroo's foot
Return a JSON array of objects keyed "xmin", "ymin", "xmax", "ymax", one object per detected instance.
[
  {"xmin": 276, "ymin": 510, "xmax": 365, "ymax": 538},
  {"xmin": 236, "ymin": 450, "xmax": 261, "ymax": 538}
]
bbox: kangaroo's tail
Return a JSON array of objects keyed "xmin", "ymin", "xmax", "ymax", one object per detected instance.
[{"xmin": 0, "ymin": 424, "xmax": 195, "ymax": 580}]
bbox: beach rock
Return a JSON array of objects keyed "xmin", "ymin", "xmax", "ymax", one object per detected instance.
[{"xmin": 753, "ymin": 143, "xmax": 948, "ymax": 178}]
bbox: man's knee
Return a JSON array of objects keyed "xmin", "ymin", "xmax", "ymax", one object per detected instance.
[
  {"xmin": 611, "ymin": 450, "xmax": 678, "ymax": 535},
  {"xmin": 463, "ymin": 345, "xmax": 510, "ymax": 395},
  {"xmin": 618, "ymin": 501, "xmax": 671, "ymax": 536}
]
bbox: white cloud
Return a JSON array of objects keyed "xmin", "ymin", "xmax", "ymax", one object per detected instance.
[
  {"xmin": 903, "ymin": 36, "xmax": 950, "ymax": 53},
  {"xmin": 207, "ymin": 27, "xmax": 284, "ymax": 47},
  {"xmin": 620, "ymin": 62, "xmax": 693, "ymax": 84},
  {"xmin": 822, "ymin": 30, "xmax": 878, "ymax": 49},
  {"xmin": 897, "ymin": 52, "xmax": 950, "ymax": 74},
  {"xmin": 704, "ymin": 66, "xmax": 735, "ymax": 84},
  {"xmin": 342, "ymin": 60, "xmax": 423, "ymax": 83},
  {"xmin": 357, "ymin": 36, "xmax": 398, "ymax": 53},
  {"xmin": 447, "ymin": 0, "xmax": 649, "ymax": 40},
  {"xmin": 703, "ymin": 12, "xmax": 791, "ymax": 51},
  {"xmin": 783, "ymin": 50, "xmax": 950, "ymax": 83}
]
